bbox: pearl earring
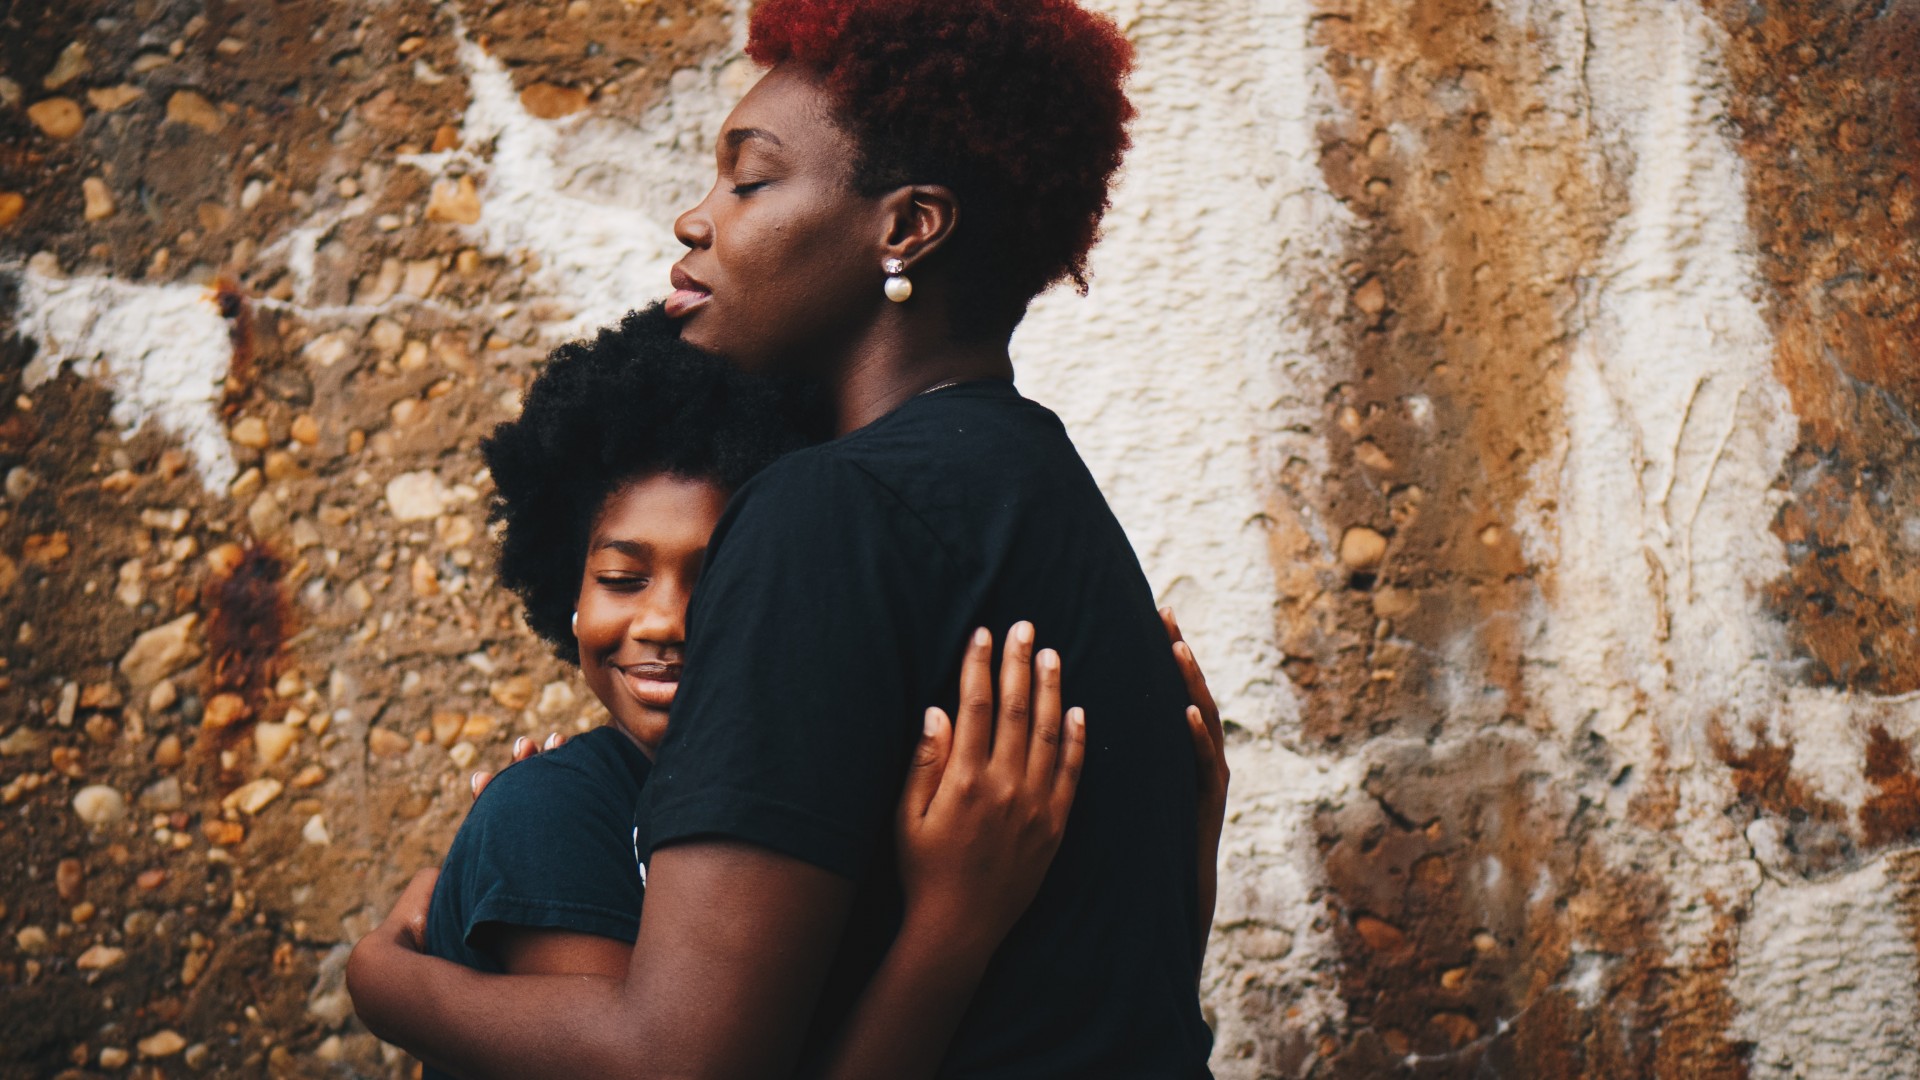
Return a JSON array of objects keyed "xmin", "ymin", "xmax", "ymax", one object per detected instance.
[
  {"xmin": 883, "ymin": 258, "xmax": 913, "ymax": 303},
  {"xmin": 571, "ymin": 611, "xmax": 578, "ymax": 633}
]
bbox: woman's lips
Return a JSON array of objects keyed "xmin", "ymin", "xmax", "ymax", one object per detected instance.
[
  {"xmin": 666, "ymin": 266, "xmax": 711, "ymax": 319},
  {"xmin": 663, "ymin": 288, "xmax": 711, "ymax": 319}
]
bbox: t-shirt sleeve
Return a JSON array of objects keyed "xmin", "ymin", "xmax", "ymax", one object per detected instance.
[
  {"xmin": 437, "ymin": 752, "xmax": 646, "ymax": 952},
  {"xmin": 641, "ymin": 451, "xmax": 961, "ymax": 880}
]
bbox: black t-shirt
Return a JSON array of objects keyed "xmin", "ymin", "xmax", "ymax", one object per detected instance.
[
  {"xmin": 642, "ymin": 379, "xmax": 1213, "ymax": 1078},
  {"xmin": 424, "ymin": 725, "xmax": 651, "ymax": 1080}
]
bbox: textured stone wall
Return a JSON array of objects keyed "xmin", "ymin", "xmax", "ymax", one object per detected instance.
[{"xmin": 2, "ymin": 1, "xmax": 1915, "ymax": 1076}]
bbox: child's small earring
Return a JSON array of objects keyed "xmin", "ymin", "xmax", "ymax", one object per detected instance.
[
  {"xmin": 884, "ymin": 258, "xmax": 913, "ymax": 303},
  {"xmin": 571, "ymin": 611, "xmax": 578, "ymax": 634}
]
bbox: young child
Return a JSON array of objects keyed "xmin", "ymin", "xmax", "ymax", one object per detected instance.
[{"xmin": 420, "ymin": 305, "xmax": 1225, "ymax": 1076}]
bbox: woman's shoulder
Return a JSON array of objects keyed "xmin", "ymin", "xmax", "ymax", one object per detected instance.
[{"xmin": 722, "ymin": 440, "xmax": 902, "ymax": 524}]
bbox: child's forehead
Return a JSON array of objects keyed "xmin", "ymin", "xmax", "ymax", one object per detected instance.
[{"xmin": 588, "ymin": 473, "xmax": 732, "ymax": 547}]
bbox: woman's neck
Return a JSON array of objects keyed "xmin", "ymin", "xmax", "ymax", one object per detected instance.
[{"xmin": 828, "ymin": 320, "xmax": 1015, "ymax": 436}]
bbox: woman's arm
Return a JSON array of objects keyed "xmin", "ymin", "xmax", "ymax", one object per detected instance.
[
  {"xmin": 349, "ymin": 843, "xmax": 856, "ymax": 1080},
  {"xmin": 347, "ymin": 626, "xmax": 1075, "ymax": 1068},
  {"xmin": 399, "ymin": 618, "xmax": 1215, "ymax": 1079},
  {"xmin": 448, "ymin": 629, "xmax": 1080, "ymax": 1080},
  {"xmin": 1162, "ymin": 608, "xmax": 1230, "ymax": 958},
  {"xmin": 822, "ymin": 623, "xmax": 1084, "ymax": 1080}
]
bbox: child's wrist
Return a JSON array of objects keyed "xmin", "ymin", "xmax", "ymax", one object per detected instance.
[{"xmin": 901, "ymin": 892, "xmax": 1007, "ymax": 963}]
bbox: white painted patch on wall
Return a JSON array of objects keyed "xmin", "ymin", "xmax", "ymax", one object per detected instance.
[
  {"xmin": 2, "ymin": 3, "xmax": 754, "ymax": 495},
  {"xmin": 1563, "ymin": 950, "xmax": 1611, "ymax": 1010},
  {"xmin": 1011, "ymin": 0, "xmax": 1355, "ymax": 1068},
  {"xmin": 1206, "ymin": 747, "xmax": 1363, "ymax": 1075},
  {"xmin": 1523, "ymin": 0, "xmax": 1796, "ymax": 757},
  {"xmin": 1016, "ymin": 0, "xmax": 1346, "ymax": 738},
  {"xmin": 1515, "ymin": 0, "xmax": 1920, "ymax": 1064},
  {"xmin": 10, "ymin": 257, "xmax": 238, "ymax": 491},
  {"xmin": 396, "ymin": 16, "xmax": 753, "ymax": 341},
  {"xmin": 1731, "ymin": 855, "xmax": 1920, "ymax": 1079}
]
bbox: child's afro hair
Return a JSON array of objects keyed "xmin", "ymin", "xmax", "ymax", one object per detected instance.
[
  {"xmin": 481, "ymin": 304, "xmax": 827, "ymax": 663},
  {"xmin": 747, "ymin": 0, "xmax": 1135, "ymax": 323}
]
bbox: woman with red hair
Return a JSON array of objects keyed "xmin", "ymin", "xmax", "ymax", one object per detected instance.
[{"xmin": 349, "ymin": 2, "xmax": 1224, "ymax": 1076}]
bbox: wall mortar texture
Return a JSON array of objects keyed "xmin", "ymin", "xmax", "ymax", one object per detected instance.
[{"xmin": 1, "ymin": 0, "xmax": 1914, "ymax": 1076}]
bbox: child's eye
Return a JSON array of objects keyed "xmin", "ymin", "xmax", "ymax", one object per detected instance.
[
  {"xmin": 597, "ymin": 575, "xmax": 649, "ymax": 591},
  {"xmin": 730, "ymin": 180, "xmax": 768, "ymax": 195}
]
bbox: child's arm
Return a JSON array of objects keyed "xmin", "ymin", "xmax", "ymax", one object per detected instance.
[{"xmin": 821, "ymin": 623, "xmax": 1086, "ymax": 1080}]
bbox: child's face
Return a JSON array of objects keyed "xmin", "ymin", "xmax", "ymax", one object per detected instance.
[{"xmin": 575, "ymin": 473, "xmax": 731, "ymax": 756}]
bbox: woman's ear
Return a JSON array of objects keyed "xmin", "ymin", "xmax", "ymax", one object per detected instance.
[{"xmin": 878, "ymin": 184, "xmax": 960, "ymax": 270}]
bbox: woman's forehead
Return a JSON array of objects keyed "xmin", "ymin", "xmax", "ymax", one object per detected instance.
[{"xmin": 722, "ymin": 63, "xmax": 849, "ymax": 154}]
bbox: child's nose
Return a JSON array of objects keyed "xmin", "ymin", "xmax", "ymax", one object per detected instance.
[{"xmin": 628, "ymin": 583, "xmax": 688, "ymax": 644}]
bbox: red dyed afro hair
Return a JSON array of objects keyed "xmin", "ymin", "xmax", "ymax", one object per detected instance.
[{"xmin": 747, "ymin": 0, "xmax": 1135, "ymax": 321}]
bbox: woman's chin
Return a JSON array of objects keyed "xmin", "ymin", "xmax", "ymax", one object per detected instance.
[
  {"xmin": 675, "ymin": 315, "xmax": 727, "ymax": 355},
  {"xmin": 677, "ymin": 324, "xmax": 782, "ymax": 375}
]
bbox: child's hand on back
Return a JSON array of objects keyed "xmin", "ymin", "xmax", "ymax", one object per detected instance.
[
  {"xmin": 469, "ymin": 732, "xmax": 569, "ymax": 800},
  {"xmin": 1160, "ymin": 606, "xmax": 1229, "ymax": 949},
  {"xmin": 895, "ymin": 623, "xmax": 1086, "ymax": 952}
]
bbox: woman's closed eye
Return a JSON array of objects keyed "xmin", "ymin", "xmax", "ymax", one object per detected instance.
[
  {"xmin": 595, "ymin": 573, "xmax": 651, "ymax": 592},
  {"xmin": 729, "ymin": 179, "xmax": 770, "ymax": 196}
]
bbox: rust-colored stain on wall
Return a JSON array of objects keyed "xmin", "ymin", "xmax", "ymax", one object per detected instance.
[
  {"xmin": 1295, "ymin": 0, "xmax": 1615, "ymax": 750},
  {"xmin": 193, "ymin": 545, "xmax": 292, "ymax": 763},
  {"xmin": 1709, "ymin": 0, "xmax": 1920, "ymax": 696},
  {"xmin": 1861, "ymin": 724, "xmax": 1920, "ymax": 850},
  {"xmin": 1311, "ymin": 734, "xmax": 1583, "ymax": 1072},
  {"xmin": 456, "ymin": 0, "xmax": 732, "ymax": 120},
  {"xmin": 1711, "ymin": 722, "xmax": 1857, "ymax": 876},
  {"xmin": 1292, "ymin": 0, "xmax": 1662, "ymax": 1073}
]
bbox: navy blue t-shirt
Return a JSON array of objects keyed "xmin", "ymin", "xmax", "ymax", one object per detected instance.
[{"xmin": 423, "ymin": 725, "xmax": 651, "ymax": 1077}]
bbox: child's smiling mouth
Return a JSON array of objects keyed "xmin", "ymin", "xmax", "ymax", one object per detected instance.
[{"xmin": 617, "ymin": 660, "xmax": 682, "ymax": 710}]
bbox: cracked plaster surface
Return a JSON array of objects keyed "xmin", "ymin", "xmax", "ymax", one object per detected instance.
[{"xmin": 5, "ymin": 0, "xmax": 1919, "ymax": 1074}]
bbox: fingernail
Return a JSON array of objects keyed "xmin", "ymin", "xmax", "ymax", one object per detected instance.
[
  {"xmin": 1013, "ymin": 621, "xmax": 1034, "ymax": 644},
  {"xmin": 924, "ymin": 708, "xmax": 941, "ymax": 736},
  {"xmin": 1069, "ymin": 707, "xmax": 1085, "ymax": 727},
  {"xmin": 974, "ymin": 626, "xmax": 991, "ymax": 647},
  {"xmin": 513, "ymin": 737, "xmax": 530, "ymax": 756},
  {"xmin": 469, "ymin": 772, "xmax": 483, "ymax": 795},
  {"xmin": 1038, "ymin": 649, "xmax": 1058, "ymax": 670},
  {"xmin": 544, "ymin": 733, "xmax": 562, "ymax": 750},
  {"xmin": 1174, "ymin": 641, "xmax": 1191, "ymax": 661}
]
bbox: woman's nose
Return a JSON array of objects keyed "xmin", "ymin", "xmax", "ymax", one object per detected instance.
[{"xmin": 673, "ymin": 194, "xmax": 714, "ymax": 250}]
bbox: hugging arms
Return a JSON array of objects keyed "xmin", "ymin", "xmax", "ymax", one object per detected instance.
[{"xmin": 353, "ymin": 619, "xmax": 1226, "ymax": 1079}]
